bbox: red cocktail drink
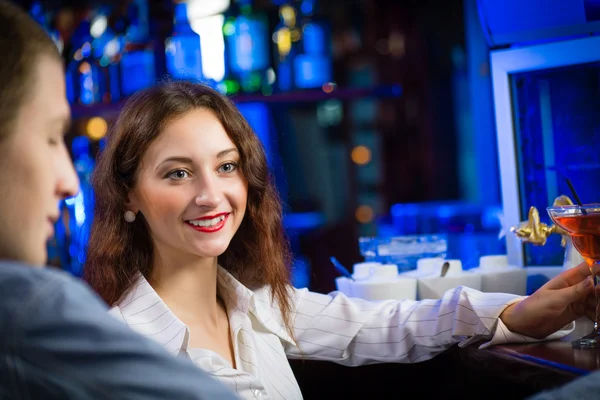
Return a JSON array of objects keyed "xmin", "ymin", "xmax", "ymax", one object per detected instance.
[{"xmin": 549, "ymin": 205, "xmax": 600, "ymax": 348}]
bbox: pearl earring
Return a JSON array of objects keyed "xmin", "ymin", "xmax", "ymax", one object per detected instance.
[{"xmin": 124, "ymin": 210, "xmax": 136, "ymax": 223}]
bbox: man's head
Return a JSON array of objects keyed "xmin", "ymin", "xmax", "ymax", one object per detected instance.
[{"xmin": 0, "ymin": 1, "xmax": 79, "ymax": 266}]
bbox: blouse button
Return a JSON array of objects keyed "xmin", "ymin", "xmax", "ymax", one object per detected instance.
[{"xmin": 254, "ymin": 389, "xmax": 263, "ymax": 398}]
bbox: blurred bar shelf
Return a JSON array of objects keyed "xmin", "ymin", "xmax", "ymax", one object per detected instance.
[
  {"xmin": 231, "ymin": 84, "xmax": 402, "ymax": 104},
  {"xmin": 546, "ymin": 164, "xmax": 600, "ymax": 172},
  {"xmin": 70, "ymin": 84, "xmax": 403, "ymax": 119}
]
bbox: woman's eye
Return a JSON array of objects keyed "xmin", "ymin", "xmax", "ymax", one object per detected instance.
[
  {"xmin": 218, "ymin": 162, "xmax": 238, "ymax": 174},
  {"xmin": 167, "ymin": 170, "xmax": 189, "ymax": 180}
]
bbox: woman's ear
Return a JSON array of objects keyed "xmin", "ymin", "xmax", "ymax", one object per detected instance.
[{"xmin": 126, "ymin": 191, "xmax": 139, "ymax": 214}]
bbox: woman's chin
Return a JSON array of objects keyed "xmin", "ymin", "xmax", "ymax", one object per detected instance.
[{"xmin": 192, "ymin": 244, "xmax": 230, "ymax": 259}]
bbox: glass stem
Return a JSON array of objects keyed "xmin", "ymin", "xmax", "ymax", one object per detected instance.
[{"xmin": 595, "ymin": 263, "xmax": 600, "ymax": 333}]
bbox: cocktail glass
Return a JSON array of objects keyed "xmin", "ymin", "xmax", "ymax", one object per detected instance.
[{"xmin": 548, "ymin": 205, "xmax": 600, "ymax": 348}]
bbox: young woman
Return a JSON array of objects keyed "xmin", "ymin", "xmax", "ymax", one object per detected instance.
[{"xmin": 85, "ymin": 81, "xmax": 593, "ymax": 400}]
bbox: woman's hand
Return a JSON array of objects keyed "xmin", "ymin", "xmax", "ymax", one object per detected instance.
[{"xmin": 500, "ymin": 262, "xmax": 595, "ymax": 339}]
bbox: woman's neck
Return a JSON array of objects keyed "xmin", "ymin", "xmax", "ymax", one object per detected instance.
[{"xmin": 148, "ymin": 252, "xmax": 221, "ymax": 327}]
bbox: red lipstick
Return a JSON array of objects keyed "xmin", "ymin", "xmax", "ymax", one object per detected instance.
[{"xmin": 185, "ymin": 213, "xmax": 229, "ymax": 233}]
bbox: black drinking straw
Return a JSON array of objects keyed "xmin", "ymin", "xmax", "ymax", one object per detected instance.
[{"xmin": 566, "ymin": 178, "xmax": 587, "ymax": 215}]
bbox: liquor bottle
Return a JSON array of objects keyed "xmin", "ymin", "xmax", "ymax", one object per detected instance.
[
  {"xmin": 119, "ymin": 0, "xmax": 156, "ymax": 97},
  {"xmin": 92, "ymin": 7, "xmax": 122, "ymax": 103},
  {"xmin": 49, "ymin": 201, "xmax": 71, "ymax": 270},
  {"xmin": 272, "ymin": 1, "xmax": 300, "ymax": 91},
  {"xmin": 166, "ymin": 1, "xmax": 203, "ymax": 82},
  {"xmin": 220, "ymin": 3, "xmax": 242, "ymax": 95},
  {"xmin": 226, "ymin": 0, "xmax": 271, "ymax": 93},
  {"xmin": 64, "ymin": 136, "xmax": 96, "ymax": 276},
  {"xmin": 293, "ymin": 0, "xmax": 332, "ymax": 89},
  {"xmin": 65, "ymin": 18, "xmax": 108, "ymax": 105}
]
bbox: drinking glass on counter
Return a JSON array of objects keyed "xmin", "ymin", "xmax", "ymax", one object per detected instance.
[{"xmin": 548, "ymin": 205, "xmax": 600, "ymax": 348}]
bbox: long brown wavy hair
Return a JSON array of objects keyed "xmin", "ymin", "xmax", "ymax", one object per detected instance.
[{"xmin": 84, "ymin": 81, "xmax": 294, "ymax": 334}]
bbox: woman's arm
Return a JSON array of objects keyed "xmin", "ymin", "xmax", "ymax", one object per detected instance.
[{"xmin": 284, "ymin": 285, "xmax": 573, "ymax": 366}]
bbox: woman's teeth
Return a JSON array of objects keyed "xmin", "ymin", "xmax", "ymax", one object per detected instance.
[{"xmin": 188, "ymin": 215, "xmax": 226, "ymax": 227}]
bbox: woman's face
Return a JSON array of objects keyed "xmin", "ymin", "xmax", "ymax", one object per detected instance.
[{"xmin": 129, "ymin": 108, "xmax": 248, "ymax": 262}]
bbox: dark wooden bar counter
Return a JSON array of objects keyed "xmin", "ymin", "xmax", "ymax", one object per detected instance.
[
  {"xmin": 290, "ymin": 318, "xmax": 597, "ymax": 399},
  {"xmin": 465, "ymin": 318, "xmax": 598, "ymax": 375}
]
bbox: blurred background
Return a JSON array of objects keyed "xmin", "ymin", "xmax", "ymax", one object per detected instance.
[{"xmin": 18, "ymin": 0, "xmax": 508, "ymax": 293}]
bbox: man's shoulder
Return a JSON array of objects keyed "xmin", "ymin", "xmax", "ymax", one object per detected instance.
[
  {"xmin": 0, "ymin": 261, "xmax": 106, "ymax": 335},
  {"xmin": 0, "ymin": 262, "xmax": 88, "ymax": 311},
  {"xmin": 0, "ymin": 261, "xmax": 73, "ymax": 287}
]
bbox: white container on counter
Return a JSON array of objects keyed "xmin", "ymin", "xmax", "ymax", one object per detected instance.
[
  {"xmin": 334, "ymin": 262, "xmax": 417, "ymax": 301},
  {"xmin": 400, "ymin": 258, "xmax": 482, "ymax": 300},
  {"xmin": 468, "ymin": 255, "xmax": 527, "ymax": 295}
]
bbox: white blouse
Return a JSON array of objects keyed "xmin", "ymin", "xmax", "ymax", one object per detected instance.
[{"xmin": 109, "ymin": 267, "xmax": 574, "ymax": 400}]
